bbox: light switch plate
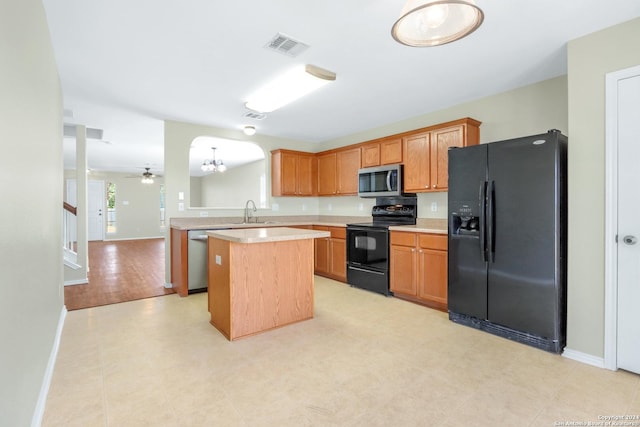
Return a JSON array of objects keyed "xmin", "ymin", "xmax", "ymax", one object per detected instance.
[{"xmin": 215, "ymin": 255, "xmax": 222, "ymax": 265}]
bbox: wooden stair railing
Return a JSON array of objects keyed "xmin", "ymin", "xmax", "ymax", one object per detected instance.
[{"xmin": 63, "ymin": 201, "xmax": 77, "ymax": 216}]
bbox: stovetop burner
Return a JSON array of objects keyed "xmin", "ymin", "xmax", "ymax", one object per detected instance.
[{"xmin": 348, "ymin": 195, "xmax": 417, "ymax": 229}]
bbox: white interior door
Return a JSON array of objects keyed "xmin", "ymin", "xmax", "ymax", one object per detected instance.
[
  {"xmin": 616, "ymin": 72, "xmax": 640, "ymax": 374},
  {"xmin": 88, "ymin": 180, "xmax": 105, "ymax": 241}
]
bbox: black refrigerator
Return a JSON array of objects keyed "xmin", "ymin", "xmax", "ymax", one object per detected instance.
[{"xmin": 447, "ymin": 129, "xmax": 567, "ymax": 353}]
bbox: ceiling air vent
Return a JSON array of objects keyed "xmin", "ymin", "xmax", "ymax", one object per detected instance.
[
  {"xmin": 264, "ymin": 33, "xmax": 309, "ymax": 57},
  {"xmin": 242, "ymin": 111, "xmax": 267, "ymax": 120}
]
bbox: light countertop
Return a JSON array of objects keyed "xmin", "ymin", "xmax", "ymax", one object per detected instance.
[
  {"xmin": 172, "ymin": 216, "xmax": 448, "ymax": 234},
  {"xmin": 206, "ymin": 227, "xmax": 330, "ymax": 244}
]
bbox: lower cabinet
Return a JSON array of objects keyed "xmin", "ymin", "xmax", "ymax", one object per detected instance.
[
  {"xmin": 390, "ymin": 231, "xmax": 448, "ymax": 311},
  {"xmin": 313, "ymin": 225, "xmax": 346, "ymax": 282}
]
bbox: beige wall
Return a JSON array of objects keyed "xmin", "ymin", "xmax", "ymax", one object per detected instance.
[
  {"xmin": 566, "ymin": 18, "xmax": 640, "ymax": 357},
  {"xmin": 83, "ymin": 171, "xmax": 165, "ymax": 240},
  {"xmin": 197, "ymin": 160, "xmax": 266, "ymax": 208},
  {"xmin": 316, "ymin": 75, "xmax": 569, "ymax": 219},
  {"xmin": 0, "ymin": 0, "xmax": 64, "ymax": 424}
]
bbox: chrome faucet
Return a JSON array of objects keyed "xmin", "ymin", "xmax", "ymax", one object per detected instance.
[{"xmin": 244, "ymin": 199, "xmax": 257, "ymax": 223}]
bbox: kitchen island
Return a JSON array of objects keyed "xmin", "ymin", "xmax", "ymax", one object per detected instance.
[{"xmin": 206, "ymin": 227, "xmax": 330, "ymax": 340}]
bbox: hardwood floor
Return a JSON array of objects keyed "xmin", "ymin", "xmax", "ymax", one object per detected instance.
[{"xmin": 64, "ymin": 238, "xmax": 175, "ymax": 311}]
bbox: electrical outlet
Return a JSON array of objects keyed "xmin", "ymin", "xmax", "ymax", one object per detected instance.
[
  {"xmin": 358, "ymin": 203, "xmax": 364, "ymax": 211},
  {"xmin": 178, "ymin": 202, "xmax": 184, "ymax": 211},
  {"xmin": 199, "ymin": 211, "xmax": 208, "ymax": 217},
  {"xmin": 431, "ymin": 202, "xmax": 437, "ymax": 212},
  {"xmin": 215, "ymin": 255, "xmax": 222, "ymax": 265},
  {"xmin": 327, "ymin": 203, "xmax": 332, "ymax": 211}
]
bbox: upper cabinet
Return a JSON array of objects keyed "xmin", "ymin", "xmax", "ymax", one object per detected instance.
[
  {"xmin": 317, "ymin": 147, "xmax": 361, "ymax": 196},
  {"xmin": 271, "ymin": 149, "xmax": 316, "ymax": 196},
  {"xmin": 380, "ymin": 137, "xmax": 403, "ymax": 165},
  {"xmin": 317, "ymin": 152, "xmax": 337, "ymax": 196},
  {"xmin": 272, "ymin": 117, "xmax": 480, "ymax": 197},
  {"xmin": 336, "ymin": 147, "xmax": 361, "ymax": 195},
  {"xmin": 361, "ymin": 143, "xmax": 380, "ymax": 168},
  {"xmin": 361, "ymin": 137, "xmax": 403, "ymax": 168},
  {"xmin": 404, "ymin": 118, "xmax": 480, "ymax": 193}
]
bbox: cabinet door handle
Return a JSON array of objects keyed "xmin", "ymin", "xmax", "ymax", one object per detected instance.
[{"xmin": 433, "ymin": 184, "xmax": 437, "ymax": 188}]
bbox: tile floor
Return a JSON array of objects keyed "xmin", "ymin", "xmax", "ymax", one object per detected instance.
[{"xmin": 43, "ymin": 277, "xmax": 640, "ymax": 426}]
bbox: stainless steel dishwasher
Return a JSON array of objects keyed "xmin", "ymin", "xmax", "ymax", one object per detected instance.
[{"xmin": 187, "ymin": 229, "xmax": 229, "ymax": 293}]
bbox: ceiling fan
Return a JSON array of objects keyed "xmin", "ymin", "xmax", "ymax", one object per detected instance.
[{"xmin": 126, "ymin": 167, "xmax": 160, "ymax": 184}]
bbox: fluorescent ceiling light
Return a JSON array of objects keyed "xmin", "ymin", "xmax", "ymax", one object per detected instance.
[{"xmin": 245, "ymin": 64, "xmax": 336, "ymax": 113}]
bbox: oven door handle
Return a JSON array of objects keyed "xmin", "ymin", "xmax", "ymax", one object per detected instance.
[{"xmin": 347, "ymin": 265, "xmax": 386, "ymax": 276}]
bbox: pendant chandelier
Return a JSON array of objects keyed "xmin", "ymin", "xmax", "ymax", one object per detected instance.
[
  {"xmin": 201, "ymin": 147, "xmax": 227, "ymax": 173},
  {"xmin": 391, "ymin": 0, "xmax": 484, "ymax": 47}
]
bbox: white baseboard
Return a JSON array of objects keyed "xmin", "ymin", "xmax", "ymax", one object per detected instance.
[
  {"xmin": 562, "ymin": 348, "xmax": 606, "ymax": 369},
  {"xmin": 64, "ymin": 278, "xmax": 88, "ymax": 286},
  {"xmin": 31, "ymin": 306, "xmax": 67, "ymax": 427}
]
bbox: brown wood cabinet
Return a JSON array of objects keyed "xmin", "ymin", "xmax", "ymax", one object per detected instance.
[
  {"xmin": 403, "ymin": 132, "xmax": 431, "ymax": 192},
  {"xmin": 336, "ymin": 147, "xmax": 361, "ymax": 195},
  {"xmin": 403, "ymin": 118, "xmax": 480, "ymax": 193},
  {"xmin": 270, "ymin": 117, "xmax": 480, "ymax": 197},
  {"xmin": 271, "ymin": 149, "xmax": 316, "ymax": 196},
  {"xmin": 361, "ymin": 143, "xmax": 380, "ymax": 168},
  {"xmin": 380, "ymin": 137, "xmax": 403, "ymax": 165},
  {"xmin": 361, "ymin": 137, "xmax": 403, "ymax": 168},
  {"xmin": 317, "ymin": 152, "xmax": 337, "ymax": 196},
  {"xmin": 313, "ymin": 225, "xmax": 346, "ymax": 282},
  {"xmin": 390, "ymin": 231, "xmax": 448, "ymax": 311}
]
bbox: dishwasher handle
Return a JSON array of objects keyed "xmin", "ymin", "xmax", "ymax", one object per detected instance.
[{"xmin": 188, "ymin": 235, "xmax": 209, "ymax": 241}]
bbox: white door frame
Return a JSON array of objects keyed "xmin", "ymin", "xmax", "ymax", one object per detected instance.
[{"xmin": 604, "ymin": 64, "xmax": 640, "ymax": 371}]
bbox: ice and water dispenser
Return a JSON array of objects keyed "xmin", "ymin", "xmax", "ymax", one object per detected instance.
[{"xmin": 449, "ymin": 201, "xmax": 481, "ymax": 236}]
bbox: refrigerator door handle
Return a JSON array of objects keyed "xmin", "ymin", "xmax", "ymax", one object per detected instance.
[
  {"xmin": 488, "ymin": 180, "xmax": 496, "ymax": 263},
  {"xmin": 479, "ymin": 181, "xmax": 487, "ymax": 262}
]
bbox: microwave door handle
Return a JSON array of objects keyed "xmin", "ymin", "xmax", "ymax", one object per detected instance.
[{"xmin": 386, "ymin": 171, "xmax": 392, "ymax": 191}]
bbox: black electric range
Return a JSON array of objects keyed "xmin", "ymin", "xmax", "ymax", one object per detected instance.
[{"xmin": 346, "ymin": 195, "xmax": 417, "ymax": 295}]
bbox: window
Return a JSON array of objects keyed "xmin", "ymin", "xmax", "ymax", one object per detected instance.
[{"xmin": 107, "ymin": 182, "xmax": 116, "ymax": 233}]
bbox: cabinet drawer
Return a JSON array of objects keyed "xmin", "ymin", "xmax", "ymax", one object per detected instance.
[
  {"xmin": 390, "ymin": 232, "xmax": 416, "ymax": 247},
  {"xmin": 418, "ymin": 234, "xmax": 448, "ymax": 250},
  {"xmin": 329, "ymin": 226, "xmax": 346, "ymax": 239}
]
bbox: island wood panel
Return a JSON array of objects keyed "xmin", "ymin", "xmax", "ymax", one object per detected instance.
[
  {"xmin": 170, "ymin": 228, "xmax": 189, "ymax": 297},
  {"xmin": 208, "ymin": 237, "xmax": 231, "ymax": 333},
  {"xmin": 208, "ymin": 237, "xmax": 314, "ymax": 340}
]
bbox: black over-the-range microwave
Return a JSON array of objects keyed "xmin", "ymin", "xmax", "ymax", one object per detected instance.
[{"xmin": 357, "ymin": 164, "xmax": 403, "ymax": 198}]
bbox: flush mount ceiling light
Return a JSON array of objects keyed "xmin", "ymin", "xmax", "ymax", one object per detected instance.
[
  {"xmin": 391, "ymin": 0, "xmax": 484, "ymax": 47},
  {"xmin": 201, "ymin": 147, "xmax": 227, "ymax": 173},
  {"xmin": 243, "ymin": 125, "xmax": 256, "ymax": 136},
  {"xmin": 245, "ymin": 64, "xmax": 336, "ymax": 113}
]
